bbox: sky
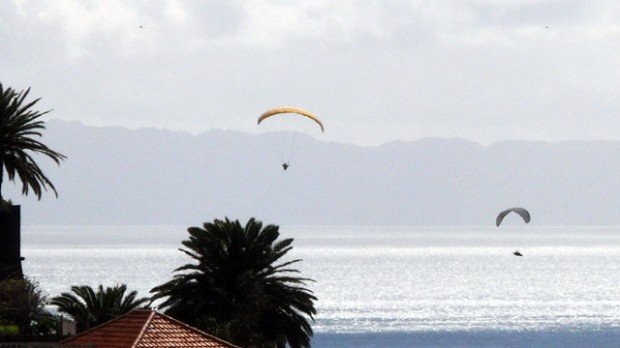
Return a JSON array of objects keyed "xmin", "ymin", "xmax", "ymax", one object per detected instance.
[{"xmin": 1, "ymin": 0, "xmax": 618, "ymax": 146}]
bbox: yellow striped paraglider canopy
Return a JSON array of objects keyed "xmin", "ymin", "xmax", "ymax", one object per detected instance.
[{"xmin": 257, "ymin": 106, "xmax": 324, "ymax": 132}]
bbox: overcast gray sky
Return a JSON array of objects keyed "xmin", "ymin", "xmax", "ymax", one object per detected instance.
[{"xmin": 1, "ymin": 0, "xmax": 618, "ymax": 145}]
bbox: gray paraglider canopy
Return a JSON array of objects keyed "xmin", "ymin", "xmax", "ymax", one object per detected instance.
[{"xmin": 496, "ymin": 207, "xmax": 531, "ymax": 227}]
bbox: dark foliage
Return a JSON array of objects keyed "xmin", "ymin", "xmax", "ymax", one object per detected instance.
[
  {"xmin": 0, "ymin": 278, "xmax": 56, "ymax": 335},
  {"xmin": 151, "ymin": 217, "xmax": 317, "ymax": 348},
  {"xmin": 0, "ymin": 83, "xmax": 66, "ymax": 201},
  {"xmin": 50, "ymin": 284, "xmax": 150, "ymax": 332}
]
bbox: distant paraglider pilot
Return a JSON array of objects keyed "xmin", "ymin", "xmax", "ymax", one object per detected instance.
[{"xmin": 282, "ymin": 162, "xmax": 289, "ymax": 171}]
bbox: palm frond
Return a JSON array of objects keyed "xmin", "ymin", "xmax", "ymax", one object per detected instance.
[
  {"xmin": 0, "ymin": 83, "xmax": 65, "ymax": 200},
  {"xmin": 51, "ymin": 284, "xmax": 149, "ymax": 331},
  {"xmin": 150, "ymin": 217, "xmax": 316, "ymax": 347}
]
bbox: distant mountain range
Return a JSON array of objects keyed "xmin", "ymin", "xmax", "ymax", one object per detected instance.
[{"xmin": 7, "ymin": 120, "xmax": 620, "ymax": 226}]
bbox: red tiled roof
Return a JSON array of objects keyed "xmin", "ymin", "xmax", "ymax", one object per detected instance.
[{"xmin": 61, "ymin": 309, "xmax": 239, "ymax": 348}]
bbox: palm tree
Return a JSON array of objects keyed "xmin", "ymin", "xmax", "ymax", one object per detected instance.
[
  {"xmin": 51, "ymin": 284, "xmax": 150, "ymax": 332},
  {"xmin": 0, "ymin": 83, "xmax": 66, "ymax": 201},
  {"xmin": 151, "ymin": 218, "xmax": 317, "ymax": 348}
]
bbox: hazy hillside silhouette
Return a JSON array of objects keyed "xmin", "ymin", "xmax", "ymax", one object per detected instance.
[{"xmin": 9, "ymin": 120, "xmax": 620, "ymax": 226}]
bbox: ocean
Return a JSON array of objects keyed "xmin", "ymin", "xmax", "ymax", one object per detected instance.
[{"xmin": 21, "ymin": 225, "xmax": 620, "ymax": 347}]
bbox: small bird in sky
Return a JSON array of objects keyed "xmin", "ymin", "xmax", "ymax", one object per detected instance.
[
  {"xmin": 513, "ymin": 250, "xmax": 523, "ymax": 257},
  {"xmin": 139, "ymin": 25, "xmax": 143, "ymax": 29}
]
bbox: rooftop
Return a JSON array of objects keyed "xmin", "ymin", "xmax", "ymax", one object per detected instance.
[{"xmin": 61, "ymin": 309, "xmax": 239, "ymax": 348}]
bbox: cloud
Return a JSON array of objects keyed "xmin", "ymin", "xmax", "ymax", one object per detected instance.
[{"xmin": 0, "ymin": 0, "xmax": 618, "ymax": 145}]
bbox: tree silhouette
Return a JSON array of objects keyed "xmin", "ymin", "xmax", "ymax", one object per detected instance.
[
  {"xmin": 51, "ymin": 284, "xmax": 149, "ymax": 332},
  {"xmin": 151, "ymin": 217, "xmax": 316, "ymax": 348},
  {"xmin": 0, "ymin": 83, "xmax": 65, "ymax": 201}
]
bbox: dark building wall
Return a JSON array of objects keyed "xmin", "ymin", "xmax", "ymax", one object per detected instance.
[{"xmin": 0, "ymin": 205, "xmax": 23, "ymax": 280}]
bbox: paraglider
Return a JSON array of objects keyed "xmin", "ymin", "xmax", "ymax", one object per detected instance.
[
  {"xmin": 257, "ymin": 106, "xmax": 324, "ymax": 132},
  {"xmin": 257, "ymin": 106, "xmax": 324, "ymax": 171},
  {"xmin": 496, "ymin": 207, "xmax": 531, "ymax": 257},
  {"xmin": 496, "ymin": 207, "xmax": 531, "ymax": 227}
]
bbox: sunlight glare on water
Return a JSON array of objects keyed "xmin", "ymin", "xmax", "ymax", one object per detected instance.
[{"xmin": 22, "ymin": 225, "xmax": 620, "ymax": 333}]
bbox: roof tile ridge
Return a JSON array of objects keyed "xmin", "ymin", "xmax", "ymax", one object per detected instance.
[
  {"xmin": 131, "ymin": 310, "xmax": 156, "ymax": 348},
  {"xmin": 152, "ymin": 311, "xmax": 241, "ymax": 348}
]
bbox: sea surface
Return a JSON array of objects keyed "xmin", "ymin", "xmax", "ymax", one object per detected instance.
[{"xmin": 21, "ymin": 225, "xmax": 620, "ymax": 347}]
